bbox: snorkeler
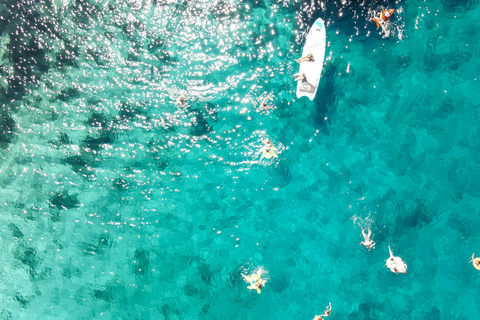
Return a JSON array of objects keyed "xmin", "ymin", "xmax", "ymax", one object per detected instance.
[
  {"xmin": 359, "ymin": 227, "xmax": 375, "ymax": 250},
  {"xmin": 258, "ymin": 139, "xmax": 278, "ymax": 161},
  {"xmin": 296, "ymin": 53, "xmax": 314, "ymax": 63},
  {"xmin": 294, "ymin": 73, "xmax": 306, "ymax": 82},
  {"xmin": 386, "ymin": 246, "xmax": 407, "ymax": 274},
  {"xmin": 471, "ymin": 253, "xmax": 480, "ymax": 270},
  {"xmin": 242, "ymin": 269, "xmax": 267, "ymax": 294},
  {"xmin": 313, "ymin": 302, "xmax": 332, "ymax": 320}
]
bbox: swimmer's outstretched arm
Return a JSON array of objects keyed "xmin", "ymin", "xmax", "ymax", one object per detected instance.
[
  {"xmin": 388, "ymin": 246, "xmax": 394, "ymax": 258},
  {"xmin": 326, "ymin": 302, "xmax": 332, "ymax": 312},
  {"xmin": 261, "ymin": 94, "xmax": 272, "ymax": 106},
  {"xmin": 242, "ymin": 274, "xmax": 252, "ymax": 283},
  {"xmin": 316, "ymin": 302, "xmax": 332, "ymax": 317},
  {"xmin": 361, "ymin": 228, "xmax": 367, "ymax": 239},
  {"xmin": 372, "ymin": 11, "xmax": 379, "ymax": 25}
]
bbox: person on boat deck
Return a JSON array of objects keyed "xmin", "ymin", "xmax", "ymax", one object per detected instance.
[
  {"xmin": 296, "ymin": 53, "xmax": 314, "ymax": 63},
  {"xmin": 294, "ymin": 73, "xmax": 306, "ymax": 82},
  {"xmin": 313, "ymin": 302, "xmax": 332, "ymax": 320},
  {"xmin": 360, "ymin": 227, "xmax": 375, "ymax": 250}
]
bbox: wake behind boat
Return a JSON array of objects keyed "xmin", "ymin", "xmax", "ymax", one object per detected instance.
[{"xmin": 296, "ymin": 18, "xmax": 327, "ymax": 101}]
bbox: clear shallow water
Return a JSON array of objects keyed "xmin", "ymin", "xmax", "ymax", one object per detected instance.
[{"xmin": 0, "ymin": 0, "xmax": 479, "ymax": 318}]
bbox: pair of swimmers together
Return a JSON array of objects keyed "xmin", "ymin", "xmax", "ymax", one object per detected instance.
[
  {"xmin": 177, "ymin": 97, "xmax": 278, "ymax": 161},
  {"xmin": 360, "ymin": 227, "xmax": 408, "ymax": 274},
  {"xmin": 242, "ymin": 269, "xmax": 332, "ymax": 319}
]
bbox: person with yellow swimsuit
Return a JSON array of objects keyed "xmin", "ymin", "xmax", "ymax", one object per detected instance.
[{"xmin": 242, "ymin": 269, "xmax": 267, "ymax": 294}]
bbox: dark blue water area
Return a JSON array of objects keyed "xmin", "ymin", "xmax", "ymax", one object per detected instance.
[{"xmin": 0, "ymin": 0, "xmax": 480, "ymax": 319}]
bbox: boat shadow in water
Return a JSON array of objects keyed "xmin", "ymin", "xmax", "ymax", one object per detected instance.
[{"xmin": 312, "ymin": 62, "xmax": 337, "ymax": 132}]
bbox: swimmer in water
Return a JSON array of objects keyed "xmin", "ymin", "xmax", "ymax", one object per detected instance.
[
  {"xmin": 372, "ymin": 9, "xmax": 392, "ymax": 34},
  {"xmin": 386, "ymin": 246, "xmax": 407, "ymax": 274},
  {"xmin": 471, "ymin": 253, "xmax": 480, "ymax": 270},
  {"xmin": 259, "ymin": 139, "xmax": 278, "ymax": 161},
  {"xmin": 294, "ymin": 73, "xmax": 306, "ymax": 82},
  {"xmin": 176, "ymin": 95, "xmax": 186, "ymax": 106},
  {"xmin": 296, "ymin": 53, "xmax": 314, "ymax": 63},
  {"xmin": 242, "ymin": 269, "xmax": 267, "ymax": 294},
  {"xmin": 313, "ymin": 302, "xmax": 332, "ymax": 320},
  {"xmin": 359, "ymin": 227, "xmax": 375, "ymax": 250},
  {"xmin": 256, "ymin": 94, "xmax": 274, "ymax": 114}
]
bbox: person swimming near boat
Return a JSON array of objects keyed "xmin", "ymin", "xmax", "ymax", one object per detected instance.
[
  {"xmin": 259, "ymin": 139, "xmax": 278, "ymax": 161},
  {"xmin": 471, "ymin": 253, "xmax": 480, "ymax": 270},
  {"xmin": 242, "ymin": 269, "xmax": 267, "ymax": 294},
  {"xmin": 386, "ymin": 246, "xmax": 407, "ymax": 274},
  {"xmin": 360, "ymin": 227, "xmax": 375, "ymax": 250},
  {"xmin": 372, "ymin": 9, "xmax": 394, "ymax": 33},
  {"xmin": 294, "ymin": 73, "xmax": 306, "ymax": 82},
  {"xmin": 296, "ymin": 53, "xmax": 314, "ymax": 63},
  {"xmin": 256, "ymin": 94, "xmax": 274, "ymax": 113},
  {"xmin": 313, "ymin": 302, "xmax": 332, "ymax": 320}
]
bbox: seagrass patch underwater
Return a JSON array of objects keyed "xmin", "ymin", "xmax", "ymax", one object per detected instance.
[{"xmin": 0, "ymin": 0, "xmax": 480, "ymax": 318}]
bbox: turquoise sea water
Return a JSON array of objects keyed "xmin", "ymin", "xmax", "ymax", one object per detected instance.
[{"xmin": 1, "ymin": 0, "xmax": 480, "ymax": 318}]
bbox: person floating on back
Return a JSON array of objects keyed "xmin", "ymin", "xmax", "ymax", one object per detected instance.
[
  {"xmin": 313, "ymin": 302, "xmax": 332, "ymax": 320},
  {"xmin": 242, "ymin": 268, "xmax": 267, "ymax": 294},
  {"xmin": 372, "ymin": 9, "xmax": 394, "ymax": 34},
  {"xmin": 386, "ymin": 246, "xmax": 407, "ymax": 274},
  {"xmin": 296, "ymin": 53, "xmax": 314, "ymax": 63},
  {"xmin": 259, "ymin": 139, "xmax": 278, "ymax": 161},
  {"xmin": 360, "ymin": 227, "xmax": 375, "ymax": 250}
]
